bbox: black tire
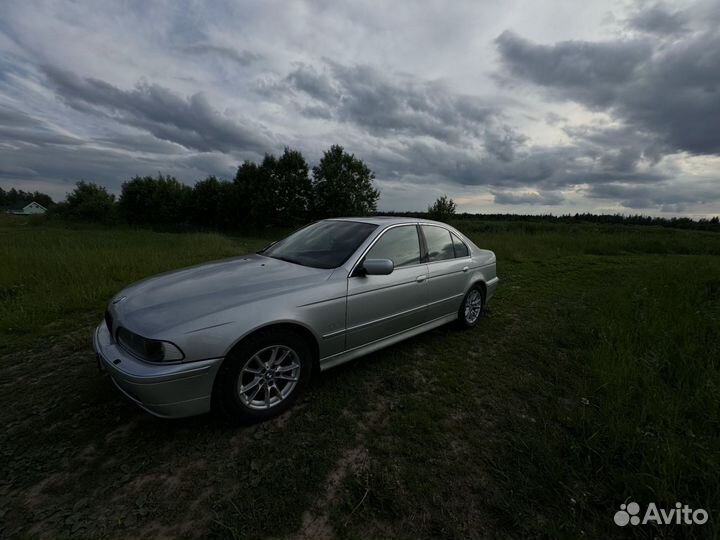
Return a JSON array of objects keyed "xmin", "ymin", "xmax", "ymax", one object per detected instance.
[
  {"xmin": 213, "ymin": 328, "xmax": 313, "ymax": 424},
  {"xmin": 457, "ymin": 284, "xmax": 485, "ymax": 329}
]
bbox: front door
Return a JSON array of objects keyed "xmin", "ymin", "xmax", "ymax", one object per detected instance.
[{"xmin": 346, "ymin": 225, "xmax": 428, "ymax": 350}]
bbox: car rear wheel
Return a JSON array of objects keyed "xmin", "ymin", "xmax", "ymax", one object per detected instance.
[
  {"xmin": 458, "ymin": 285, "xmax": 484, "ymax": 328},
  {"xmin": 213, "ymin": 329, "xmax": 313, "ymax": 423}
]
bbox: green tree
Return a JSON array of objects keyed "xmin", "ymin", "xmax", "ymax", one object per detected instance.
[
  {"xmin": 119, "ymin": 174, "xmax": 191, "ymax": 226},
  {"xmin": 234, "ymin": 157, "xmax": 278, "ymax": 227},
  {"xmin": 233, "ymin": 159, "xmax": 261, "ymax": 226},
  {"xmin": 189, "ymin": 176, "xmax": 240, "ymax": 230},
  {"xmin": 57, "ymin": 181, "xmax": 116, "ymax": 223},
  {"xmin": 427, "ymin": 195, "xmax": 456, "ymax": 221},
  {"xmin": 0, "ymin": 187, "xmax": 54, "ymax": 208},
  {"xmin": 275, "ymin": 148, "xmax": 312, "ymax": 224},
  {"xmin": 311, "ymin": 145, "xmax": 379, "ymax": 218}
]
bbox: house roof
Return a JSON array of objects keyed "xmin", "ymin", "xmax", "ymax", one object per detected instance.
[{"xmin": 2, "ymin": 200, "xmax": 46, "ymax": 211}]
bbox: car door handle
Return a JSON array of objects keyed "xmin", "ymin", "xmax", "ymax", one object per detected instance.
[
  {"xmin": 416, "ymin": 274, "xmax": 427, "ymax": 283},
  {"xmin": 462, "ymin": 266, "xmax": 469, "ymax": 272}
]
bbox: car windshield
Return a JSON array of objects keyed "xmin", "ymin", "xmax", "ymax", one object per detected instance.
[{"xmin": 261, "ymin": 220, "xmax": 378, "ymax": 269}]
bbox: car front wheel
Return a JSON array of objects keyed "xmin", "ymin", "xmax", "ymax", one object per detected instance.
[{"xmin": 214, "ymin": 329, "xmax": 313, "ymax": 423}]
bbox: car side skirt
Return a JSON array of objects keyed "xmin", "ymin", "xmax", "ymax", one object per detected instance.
[{"xmin": 318, "ymin": 312, "xmax": 458, "ymax": 371}]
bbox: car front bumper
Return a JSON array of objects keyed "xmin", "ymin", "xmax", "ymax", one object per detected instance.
[{"xmin": 93, "ymin": 322, "xmax": 223, "ymax": 418}]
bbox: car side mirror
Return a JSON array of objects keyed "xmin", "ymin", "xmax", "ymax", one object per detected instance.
[{"xmin": 363, "ymin": 258, "xmax": 394, "ymax": 275}]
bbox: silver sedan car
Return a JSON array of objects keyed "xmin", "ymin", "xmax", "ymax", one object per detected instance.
[{"xmin": 94, "ymin": 217, "xmax": 498, "ymax": 422}]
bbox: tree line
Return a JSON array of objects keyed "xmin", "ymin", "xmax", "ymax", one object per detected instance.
[
  {"xmin": 0, "ymin": 188, "xmax": 54, "ymax": 209},
  {"xmin": 382, "ymin": 210, "xmax": 720, "ymax": 231},
  {"xmin": 49, "ymin": 145, "xmax": 380, "ymax": 228},
  {"xmin": 3, "ymin": 142, "xmax": 719, "ymax": 231}
]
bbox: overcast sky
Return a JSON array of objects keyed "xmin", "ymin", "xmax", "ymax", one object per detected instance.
[{"xmin": 1, "ymin": 0, "xmax": 719, "ymax": 216}]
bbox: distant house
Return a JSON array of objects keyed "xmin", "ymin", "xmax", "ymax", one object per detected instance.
[{"xmin": 3, "ymin": 201, "xmax": 47, "ymax": 215}]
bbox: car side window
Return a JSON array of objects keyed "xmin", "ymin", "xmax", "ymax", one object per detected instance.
[
  {"xmin": 422, "ymin": 226, "xmax": 454, "ymax": 262},
  {"xmin": 366, "ymin": 226, "xmax": 421, "ymax": 267},
  {"xmin": 452, "ymin": 233, "xmax": 469, "ymax": 258}
]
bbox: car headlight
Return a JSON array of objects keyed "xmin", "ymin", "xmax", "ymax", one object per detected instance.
[{"xmin": 116, "ymin": 327, "xmax": 185, "ymax": 362}]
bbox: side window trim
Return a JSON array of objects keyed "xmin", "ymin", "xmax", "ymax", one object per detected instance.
[{"xmin": 417, "ymin": 224, "xmax": 429, "ymax": 263}]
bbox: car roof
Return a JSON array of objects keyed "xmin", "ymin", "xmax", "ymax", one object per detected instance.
[{"xmin": 329, "ymin": 216, "xmax": 450, "ymax": 227}]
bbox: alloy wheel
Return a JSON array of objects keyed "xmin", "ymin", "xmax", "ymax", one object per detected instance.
[
  {"xmin": 237, "ymin": 345, "xmax": 301, "ymax": 410},
  {"xmin": 464, "ymin": 289, "xmax": 483, "ymax": 324}
]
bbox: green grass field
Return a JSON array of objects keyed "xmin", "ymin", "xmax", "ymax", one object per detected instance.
[{"xmin": 1, "ymin": 214, "xmax": 718, "ymax": 539}]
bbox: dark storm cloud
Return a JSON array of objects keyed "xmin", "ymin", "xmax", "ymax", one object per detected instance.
[
  {"xmin": 281, "ymin": 56, "xmax": 674, "ymax": 195},
  {"xmin": 284, "ymin": 61, "xmax": 500, "ymax": 144},
  {"xmin": 496, "ymin": 14, "xmax": 720, "ymax": 156},
  {"xmin": 360, "ymin": 117, "xmax": 669, "ymax": 197},
  {"xmin": 2, "ymin": 0, "xmax": 718, "ymax": 214},
  {"xmin": 495, "ymin": 31, "xmax": 652, "ymax": 106},
  {"xmin": 182, "ymin": 44, "xmax": 261, "ymax": 66},
  {"xmin": 41, "ymin": 66, "xmax": 273, "ymax": 154},
  {"xmin": 628, "ymin": 4, "xmax": 689, "ymax": 35},
  {"xmin": 285, "ymin": 64, "xmax": 339, "ymax": 105},
  {"xmin": 483, "ymin": 126, "xmax": 528, "ymax": 162}
]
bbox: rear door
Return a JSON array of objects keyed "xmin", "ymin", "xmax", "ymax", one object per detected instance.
[
  {"xmin": 421, "ymin": 225, "xmax": 471, "ymax": 320},
  {"xmin": 346, "ymin": 225, "xmax": 429, "ymax": 349}
]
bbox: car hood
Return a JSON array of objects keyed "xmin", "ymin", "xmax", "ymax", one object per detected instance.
[{"xmin": 111, "ymin": 254, "xmax": 332, "ymax": 335}]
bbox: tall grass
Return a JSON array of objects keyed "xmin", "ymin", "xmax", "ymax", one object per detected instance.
[
  {"xmin": 0, "ymin": 221, "xmax": 266, "ymax": 352},
  {"xmin": 455, "ymin": 220, "xmax": 720, "ymax": 537},
  {"xmin": 583, "ymin": 257, "xmax": 720, "ymax": 518},
  {"xmin": 457, "ymin": 219, "xmax": 720, "ymax": 261},
  {"xmin": 2, "ymin": 215, "xmax": 718, "ymax": 537}
]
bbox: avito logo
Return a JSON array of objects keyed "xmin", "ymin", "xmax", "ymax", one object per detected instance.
[{"xmin": 614, "ymin": 501, "xmax": 709, "ymax": 527}]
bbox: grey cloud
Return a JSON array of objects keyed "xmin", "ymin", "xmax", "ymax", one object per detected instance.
[
  {"xmin": 301, "ymin": 104, "xmax": 333, "ymax": 119},
  {"xmin": 0, "ymin": 126, "xmax": 82, "ymax": 147},
  {"xmin": 360, "ymin": 124, "xmax": 670, "ymax": 202},
  {"xmin": 0, "ymin": 107, "xmax": 36, "ymax": 127},
  {"xmin": 495, "ymin": 31, "xmax": 651, "ymax": 106},
  {"xmin": 41, "ymin": 66, "xmax": 272, "ymax": 154},
  {"xmin": 483, "ymin": 125, "xmax": 528, "ymax": 162},
  {"xmin": 628, "ymin": 4, "xmax": 689, "ymax": 35},
  {"xmin": 545, "ymin": 112, "xmax": 564, "ymax": 125},
  {"xmin": 182, "ymin": 44, "xmax": 261, "ymax": 66},
  {"xmin": 0, "ymin": 164, "xmax": 38, "ymax": 177},
  {"xmin": 0, "ymin": 140, "xmax": 235, "ymax": 193},
  {"xmin": 284, "ymin": 61, "xmax": 498, "ymax": 144},
  {"xmin": 94, "ymin": 132, "xmax": 187, "ymax": 155},
  {"xmin": 285, "ymin": 64, "xmax": 339, "ymax": 104},
  {"xmin": 587, "ymin": 180, "xmax": 720, "ymax": 210},
  {"xmin": 1, "ymin": 0, "xmax": 717, "ymax": 214},
  {"xmin": 496, "ymin": 24, "xmax": 720, "ymax": 156},
  {"xmin": 0, "ymin": 105, "xmax": 83, "ymax": 147},
  {"xmin": 492, "ymin": 190, "xmax": 565, "ymax": 205}
]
